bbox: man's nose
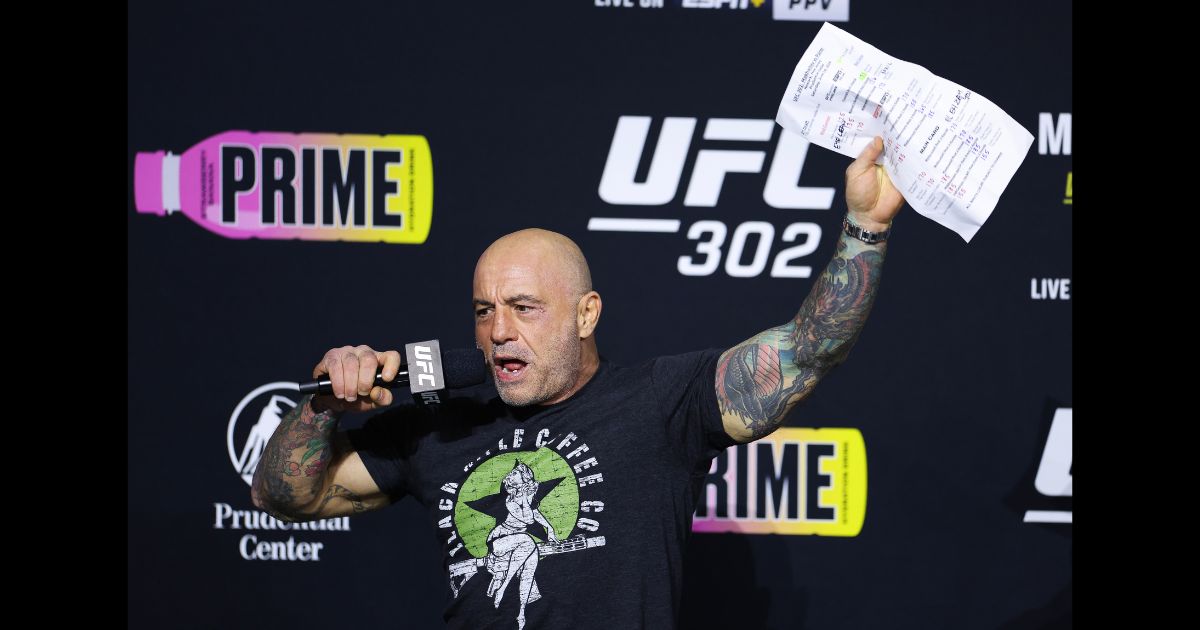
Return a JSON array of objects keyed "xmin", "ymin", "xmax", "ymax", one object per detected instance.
[{"xmin": 491, "ymin": 307, "xmax": 517, "ymax": 344}]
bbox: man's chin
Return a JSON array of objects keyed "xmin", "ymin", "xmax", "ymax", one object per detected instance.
[
  {"xmin": 493, "ymin": 368, "xmax": 576, "ymax": 407},
  {"xmin": 497, "ymin": 389, "xmax": 539, "ymax": 407},
  {"xmin": 495, "ymin": 381, "xmax": 538, "ymax": 407}
]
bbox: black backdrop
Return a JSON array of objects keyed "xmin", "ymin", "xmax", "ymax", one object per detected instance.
[{"xmin": 128, "ymin": 2, "xmax": 1072, "ymax": 628}]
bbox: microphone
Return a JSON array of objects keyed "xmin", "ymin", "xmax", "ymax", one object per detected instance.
[{"xmin": 298, "ymin": 341, "xmax": 487, "ymax": 406}]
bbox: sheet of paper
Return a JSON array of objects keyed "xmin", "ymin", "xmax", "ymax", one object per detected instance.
[{"xmin": 776, "ymin": 22, "xmax": 1034, "ymax": 242}]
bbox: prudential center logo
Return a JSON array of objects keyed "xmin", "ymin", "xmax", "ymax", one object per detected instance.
[{"xmin": 227, "ymin": 382, "xmax": 300, "ymax": 485}]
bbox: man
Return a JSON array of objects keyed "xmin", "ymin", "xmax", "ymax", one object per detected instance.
[{"xmin": 252, "ymin": 136, "xmax": 904, "ymax": 629}]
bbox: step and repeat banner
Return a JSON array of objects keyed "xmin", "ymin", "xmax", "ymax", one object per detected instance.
[{"xmin": 128, "ymin": 2, "xmax": 1071, "ymax": 628}]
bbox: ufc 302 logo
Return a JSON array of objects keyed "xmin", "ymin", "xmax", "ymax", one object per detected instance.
[{"xmin": 592, "ymin": 116, "xmax": 837, "ymax": 279}]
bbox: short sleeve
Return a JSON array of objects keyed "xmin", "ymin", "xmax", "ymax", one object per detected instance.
[
  {"xmin": 344, "ymin": 406, "xmax": 422, "ymax": 503},
  {"xmin": 651, "ymin": 349, "xmax": 738, "ymax": 474}
]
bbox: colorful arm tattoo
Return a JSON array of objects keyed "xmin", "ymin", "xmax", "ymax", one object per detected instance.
[
  {"xmin": 717, "ymin": 232, "xmax": 886, "ymax": 441},
  {"xmin": 250, "ymin": 394, "xmax": 341, "ymax": 521}
]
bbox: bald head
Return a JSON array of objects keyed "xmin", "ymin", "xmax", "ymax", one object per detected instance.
[
  {"xmin": 476, "ymin": 228, "xmax": 592, "ymax": 301},
  {"xmin": 473, "ymin": 228, "xmax": 602, "ymax": 407}
]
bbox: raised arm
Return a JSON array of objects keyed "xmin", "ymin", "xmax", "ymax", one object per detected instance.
[
  {"xmin": 250, "ymin": 345, "xmax": 402, "ymax": 521},
  {"xmin": 716, "ymin": 137, "xmax": 905, "ymax": 443}
]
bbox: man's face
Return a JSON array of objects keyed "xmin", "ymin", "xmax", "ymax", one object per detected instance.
[{"xmin": 473, "ymin": 246, "xmax": 582, "ymax": 406}]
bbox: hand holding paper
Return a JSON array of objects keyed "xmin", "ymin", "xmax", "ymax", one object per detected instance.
[
  {"xmin": 845, "ymin": 136, "xmax": 904, "ymax": 233},
  {"xmin": 777, "ymin": 23, "xmax": 1034, "ymax": 242}
]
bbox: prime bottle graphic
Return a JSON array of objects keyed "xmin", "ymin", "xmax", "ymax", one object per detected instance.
[{"xmin": 134, "ymin": 131, "xmax": 433, "ymax": 243}]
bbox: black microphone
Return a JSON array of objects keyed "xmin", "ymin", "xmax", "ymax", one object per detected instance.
[{"xmin": 298, "ymin": 342, "xmax": 487, "ymax": 406}]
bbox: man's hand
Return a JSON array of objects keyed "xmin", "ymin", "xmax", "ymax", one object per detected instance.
[
  {"xmin": 844, "ymin": 136, "xmax": 905, "ymax": 232},
  {"xmin": 311, "ymin": 345, "xmax": 403, "ymax": 413}
]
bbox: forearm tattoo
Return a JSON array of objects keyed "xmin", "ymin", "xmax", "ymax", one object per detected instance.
[
  {"xmin": 251, "ymin": 394, "xmax": 340, "ymax": 520},
  {"xmin": 718, "ymin": 233, "xmax": 886, "ymax": 439},
  {"xmin": 317, "ymin": 484, "xmax": 366, "ymax": 514}
]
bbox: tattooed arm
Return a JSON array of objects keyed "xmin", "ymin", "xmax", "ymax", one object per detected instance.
[
  {"xmin": 716, "ymin": 137, "xmax": 906, "ymax": 443},
  {"xmin": 250, "ymin": 345, "xmax": 403, "ymax": 521}
]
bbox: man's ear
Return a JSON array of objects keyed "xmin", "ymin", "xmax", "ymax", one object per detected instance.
[{"xmin": 577, "ymin": 291, "xmax": 602, "ymax": 339}]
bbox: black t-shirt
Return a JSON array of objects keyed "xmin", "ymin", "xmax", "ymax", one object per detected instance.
[{"xmin": 346, "ymin": 349, "xmax": 737, "ymax": 630}]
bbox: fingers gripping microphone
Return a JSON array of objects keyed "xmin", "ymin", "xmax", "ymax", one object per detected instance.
[{"xmin": 298, "ymin": 340, "xmax": 487, "ymax": 407}]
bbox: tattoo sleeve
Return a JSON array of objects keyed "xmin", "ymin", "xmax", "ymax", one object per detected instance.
[
  {"xmin": 716, "ymin": 230, "xmax": 886, "ymax": 441},
  {"xmin": 317, "ymin": 484, "xmax": 367, "ymax": 515},
  {"xmin": 250, "ymin": 394, "xmax": 342, "ymax": 521}
]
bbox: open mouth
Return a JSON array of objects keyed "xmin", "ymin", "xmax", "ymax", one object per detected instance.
[{"xmin": 492, "ymin": 356, "xmax": 529, "ymax": 381}]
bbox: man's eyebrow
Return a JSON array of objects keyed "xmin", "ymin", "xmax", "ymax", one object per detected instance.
[
  {"xmin": 472, "ymin": 295, "xmax": 545, "ymax": 307},
  {"xmin": 504, "ymin": 294, "xmax": 545, "ymax": 305}
]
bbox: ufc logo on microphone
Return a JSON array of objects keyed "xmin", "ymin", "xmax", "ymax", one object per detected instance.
[
  {"xmin": 413, "ymin": 345, "xmax": 436, "ymax": 387},
  {"xmin": 405, "ymin": 339, "xmax": 445, "ymax": 395},
  {"xmin": 598, "ymin": 116, "xmax": 834, "ymax": 210}
]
